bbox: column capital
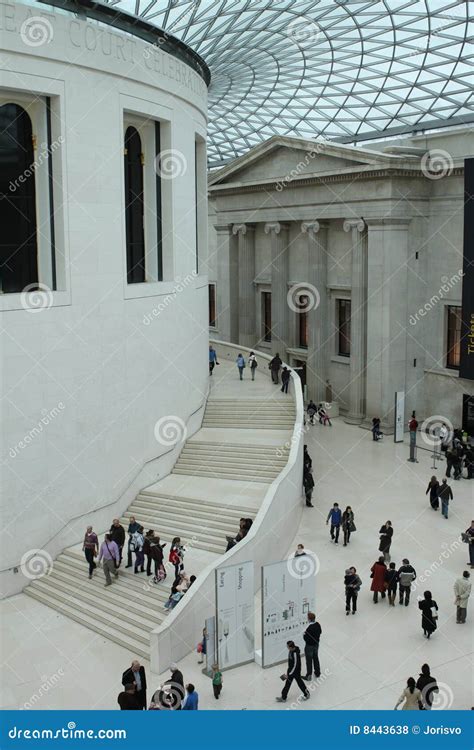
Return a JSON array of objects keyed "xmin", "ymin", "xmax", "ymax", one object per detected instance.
[
  {"xmin": 301, "ymin": 220, "xmax": 328, "ymax": 235},
  {"xmin": 232, "ymin": 223, "xmax": 255, "ymax": 236},
  {"xmin": 214, "ymin": 223, "xmax": 233, "ymax": 234},
  {"xmin": 343, "ymin": 218, "xmax": 365, "ymax": 233},
  {"xmin": 264, "ymin": 222, "xmax": 288, "ymax": 235}
]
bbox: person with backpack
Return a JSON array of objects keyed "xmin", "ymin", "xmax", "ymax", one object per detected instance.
[
  {"xmin": 318, "ymin": 404, "xmax": 332, "ymax": 426},
  {"xmin": 344, "ymin": 566, "xmax": 362, "ymax": 615},
  {"xmin": 326, "ymin": 503, "xmax": 342, "ymax": 543},
  {"xmin": 236, "ymin": 353, "xmax": 246, "ymax": 380},
  {"xmin": 398, "ymin": 558, "xmax": 417, "ymax": 605},
  {"xmin": 269, "ymin": 353, "xmax": 282, "ymax": 384},
  {"xmin": 275, "ymin": 641, "xmax": 310, "ymax": 703},
  {"xmin": 248, "ymin": 351, "xmax": 258, "ymax": 381},
  {"xmin": 384, "ymin": 562, "xmax": 399, "ymax": 606},
  {"xmin": 281, "ymin": 366, "xmax": 291, "ymax": 394},
  {"xmin": 169, "ymin": 537, "xmax": 184, "ymax": 576}
]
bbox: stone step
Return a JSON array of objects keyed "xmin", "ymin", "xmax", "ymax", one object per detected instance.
[
  {"xmin": 174, "ymin": 458, "xmax": 278, "ymax": 474},
  {"xmin": 175, "ymin": 455, "xmax": 285, "ymax": 471},
  {"xmin": 173, "ymin": 467, "xmax": 271, "ymax": 483},
  {"xmin": 185, "ymin": 442, "xmax": 289, "ymax": 455},
  {"xmin": 138, "ymin": 493, "xmax": 257, "ymax": 516},
  {"xmin": 122, "ymin": 511, "xmax": 230, "ymax": 549},
  {"xmin": 180, "ymin": 448, "xmax": 286, "ymax": 462},
  {"xmin": 59, "ymin": 549, "xmax": 176, "ymax": 589},
  {"xmin": 202, "ymin": 421, "xmax": 293, "ymax": 429},
  {"xmin": 128, "ymin": 501, "xmax": 245, "ymax": 532},
  {"xmin": 27, "ymin": 579, "xmax": 150, "ymax": 645},
  {"xmin": 25, "ymin": 587, "xmax": 150, "ymax": 659}
]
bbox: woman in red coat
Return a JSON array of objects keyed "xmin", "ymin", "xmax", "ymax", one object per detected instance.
[{"xmin": 370, "ymin": 556, "xmax": 387, "ymax": 603}]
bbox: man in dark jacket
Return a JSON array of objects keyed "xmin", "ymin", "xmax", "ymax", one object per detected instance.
[
  {"xmin": 109, "ymin": 519, "xmax": 125, "ymax": 562},
  {"xmin": 302, "ymin": 612, "xmax": 321, "ymax": 680},
  {"xmin": 269, "ymin": 353, "xmax": 282, "ymax": 384},
  {"xmin": 398, "ymin": 559, "xmax": 417, "ymax": 606},
  {"xmin": 117, "ymin": 683, "xmax": 141, "ymax": 710},
  {"xmin": 276, "ymin": 641, "xmax": 310, "ymax": 702},
  {"xmin": 125, "ymin": 516, "xmax": 140, "ymax": 568},
  {"xmin": 122, "ymin": 660, "xmax": 147, "ymax": 709},
  {"xmin": 281, "ymin": 366, "xmax": 290, "ymax": 394},
  {"xmin": 303, "ymin": 469, "xmax": 314, "ymax": 508},
  {"xmin": 344, "ymin": 567, "xmax": 362, "ymax": 615},
  {"xmin": 438, "ymin": 478, "xmax": 453, "ymax": 519}
]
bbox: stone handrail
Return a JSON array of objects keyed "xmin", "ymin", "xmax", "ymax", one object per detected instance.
[{"xmin": 150, "ymin": 340, "xmax": 305, "ymax": 673}]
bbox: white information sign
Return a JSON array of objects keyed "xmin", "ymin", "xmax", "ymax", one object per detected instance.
[
  {"xmin": 394, "ymin": 391, "xmax": 405, "ymax": 443},
  {"xmin": 261, "ymin": 555, "xmax": 317, "ymax": 668},
  {"xmin": 215, "ymin": 561, "xmax": 255, "ymax": 670}
]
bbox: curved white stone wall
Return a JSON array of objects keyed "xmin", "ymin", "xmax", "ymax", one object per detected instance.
[{"xmin": 0, "ymin": 0, "xmax": 209, "ymax": 595}]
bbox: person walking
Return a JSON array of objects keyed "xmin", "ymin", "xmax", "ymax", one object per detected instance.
[
  {"xmin": 398, "ymin": 558, "xmax": 417, "ymax": 606},
  {"xmin": 394, "ymin": 677, "xmax": 422, "ymax": 710},
  {"xmin": 122, "ymin": 660, "xmax": 147, "ymax": 710},
  {"xmin": 211, "ymin": 663, "xmax": 223, "ymax": 700},
  {"xmin": 125, "ymin": 516, "xmax": 140, "ymax": 568},
  {"xmin": 109, "ymin": 519, "xmax": 125, "ymax": 563},
  {"xmin": 302, "ymin": 612, "xmax": 322, "ymax": 680},
  {"xmin": 304, "ymin": 445, "xmax": 312, "ymax": 473},
  {"xmin": 183, "ymin": 684, "xmax": 199, "ymax": 710},
  {"xmin": 276, "ymin": 641, "xmax": 310, "ymax": 703},
  {"xmin": 370, "ymin": 556, "xmax": 387, "ymax": 603},
  {"xmin": 419, "ymin": 591, "xmax": 439, "ymax": 639},
  {"xmin": 425, "ymin": 476, "xmax": 440, "ymax": 511},
  {"xmin": 248, "ymin": 351, "xmax": 258, "ymax": 381},
  {"xmin": 439, "ymin": 422, "xmax": 449, "ymax": 452},
  {"xmin": 465, "ymin": 521, "xmax": 474, "ymax": 568},
  {"xmin": 445, "ymin": 446, "xmax": 455, "ymax": 478},
  {"xmin": 169, "ymin": 537, "xmax": 184, "ymax": 577},
  {"xmin": 326, "ymin": 503, "xmax": 342, "ymax": 543},
  {"xmin": 416, "ymin": 665, "xmax": 439, "ymax": 710},
  {"xmin": 164, "ymin": 663, "xmax": 185, "ymax": 709},
  {"xmin": 236, "ymin": 353, "xmax": 246, "ymax": 380},
  {"xmin": 438, "ymin": 478, "xmax": 453, "ymax": 519},
  {"xmin": 454, "ymin": 571, "xmax": 471, "ymax": 624},
  {"xmin": 281, "ymin": 366, "xmax": 290, "ymax": 394},
  {"xmin": 384, "ymin": 562, "xmax": 399, "ymax": 606},
  {"xmin": 131, "ymin": 525, "xmax": 145, "ymax": 574},
  {"xmin": 341, "ymin": 506, "xmax": 355, "ymax": 546},
  {"xmin": 318, "ymin": 404, "xmax": 332, "ymax": 426},
  {"xmin": 307, "ymin": 400, "xmax": 317, "ymax": 425},
  {"xmin": 150, "ymin": 536, "xmax": 166, "ymax": 583},
  {"xmin": 303, "ymin": 468, "xmax": 314, "ymax": 508},
  {"xmin": 209, "ymin": 345, "xmax": 219, "ymax": 376},
  {"xmin": 378, "ymin": 521, "xmax": 393, "ymax": 563},
  {"xmin": 371, "ymin": 417, "xmax": 382, "ymax": 441},
  {"xmin": 97, "ymin": 533, "xmax": 120, "ymax": 587},
  {"xmin": 464, "ymin": 446, "xmax": 474, "ymax": 479},
  {"xmin": 344, "ymin": 566, "xmax": 362, "ymax": 615},
  {"xmin": 269, "ymin": 353, "xmax": 282, "ymax": 384},
  {"xmin": 82, "ymin": 525, "xmax": 98, "ymax": 580}
]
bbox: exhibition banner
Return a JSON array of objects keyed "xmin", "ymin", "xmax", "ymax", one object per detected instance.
[
  {"xmin": 261, "ymin": 554, "xmax": 317, "ymax": 667},
  {"xmin": 460, "ymin": 157, "xmax": 474, "ymax": 381},
  {"xmin": 215, "ymin": 560, "xmax": 255, "ymax": 670}
]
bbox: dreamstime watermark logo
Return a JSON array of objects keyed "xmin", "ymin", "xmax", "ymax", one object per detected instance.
[
  {"xmin": 150, "ymin": 681, "xmax": 185, "ymax": 710},
  {"xmin": 20, "ymin": 16, "xmax": 54, "ymax": 47},
  {"xmin": 421, "ymin": 149, "xmax": 454, "ymax": 180},
  {"xmin": 155, "ymin": 149, "xmax": 187, "ymax": 179},
  {"xmin": 409, "ymin": 270, "xmax": 463, "ymax": 325},
  {"xmin": 420, "ymin": 415, "xmax": 453, "ymax": 450},
  {"xmin": 9, "ymin": 403, "xmax": 65, "ymax": 459},
  {"xmin": 154, "ymin": 416, "xmax": 187, "ymax": 446},
  {"xmin": 275, "ymin": 142, "xmax": 326, "ymax": 191},
  {"xmin": 21, "ymin": 669, "xmax": 65, "ymax": 709},
  {"xmin": 287, "ymin": 283, "xmax": 320, "ymax": 314},
  {"xmin": 276, "ymin": 421, "xmax": 309, "ymax": 459},
  {"xmin": 9, "ymin": 136, "xmax": 64, "ymax": 193},
  {"xmin": 287, "ymin": 550, "xmax": 320, "ymax": 580},
  {"xmin": 287, "ymin": 16, "xmax": 320, "ymax": 45},
  {"xmin": 143, "ymin": 271, "xmax": 197, "ymax": 325},
  {"xmin": 430, "ymin": 682, "xmax": 454, "ymax": 710},
  {"xmin": 21, "ymin": 283, "xmax": 53, "ymax": 313},
  {"xmin": 20, "ymin": 549, "xmax": 53, "ymax": 580}
]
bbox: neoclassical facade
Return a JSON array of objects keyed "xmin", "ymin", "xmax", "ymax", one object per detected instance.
[{"xmin": 205, "ymin": 129, "xmax": 474, "ymax": 430}]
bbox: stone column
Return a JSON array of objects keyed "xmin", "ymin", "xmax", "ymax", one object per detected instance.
[
  {"xmin": 265, "ymin": 222, "xmax": 289, "ymax": 357},
  {"xmin": 343, "ymin": 218, "xmax": 367, "ymax": 424},
  {"xmin": 232, "ymin": 223, "xmax": 256, "ymax": 348},
  {"xmin": 302, "ymin": 221, "xmax": 329, "ymax": 403},
  {"xmin": 365, "ymin": 219, "xmax": 410, "ymax": 429},
  {"xmin": 215, "ymin": 224, "xmax": 238, "ymax": 343}
]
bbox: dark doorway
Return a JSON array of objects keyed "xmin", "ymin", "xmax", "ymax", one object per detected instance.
[
  {"xmin": 124, "ymin": 126, "xmax": 145, "ymax": 284},
  {"xmin": 462, "ymin": 394, "xmax": 474, "ymax": 436},
  {"xmin": 293, "ymin": 359, "xmax": 307, "ymax": 393}
]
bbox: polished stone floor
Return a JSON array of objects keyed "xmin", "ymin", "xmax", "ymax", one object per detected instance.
[{"xmin": 1, "ymin": 412, "xmax": 472, "ymax": 710}]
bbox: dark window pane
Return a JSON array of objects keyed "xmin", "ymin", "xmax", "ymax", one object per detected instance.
[
  {"xmin": 298, "ymin": 295, "xmax": 309, "ymax": 348},
  {"xmin": 0, "ymin": 103, "xmax": 38, "ymax": 292},
  {"xmin": 446, "ymin": 305, "xmax": 462, "ymax": 369},
  {"xmin": 337, "ymin": 299, "xmax": 351, "ymax": 357},
  {"xmin": 124, "ymin": 126, "xmax": 145, "ymax": 284},
  {"xmin": 209, "ymin": 284, "xmax": 216, "ymax": 327},
  {"xmin": 262, "ymin": 292, "xmax": 272, "ymax": 342}
]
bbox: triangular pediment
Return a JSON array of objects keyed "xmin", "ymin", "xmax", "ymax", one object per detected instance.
[{"xmin": 208, "ymin": 135, "xmax": 395, "ymax": 186}]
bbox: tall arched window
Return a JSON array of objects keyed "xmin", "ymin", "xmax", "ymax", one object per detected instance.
[
  {"xmin": 0, "ymin": 103, "xmax": 38, "ymax": 293},
  {"xmin": 124, "ymin": 126, "xmax": 145, "ymax": 284}
]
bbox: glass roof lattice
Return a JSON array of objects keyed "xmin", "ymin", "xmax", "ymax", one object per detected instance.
[{"xmin": 100, "ymin": 0, "xmax": 473, "ymax": 165}]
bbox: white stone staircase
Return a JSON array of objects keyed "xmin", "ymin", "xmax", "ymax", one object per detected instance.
[{"xmin": 24, "ymin": 363, "xmax": 294, "ymax": 660}]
